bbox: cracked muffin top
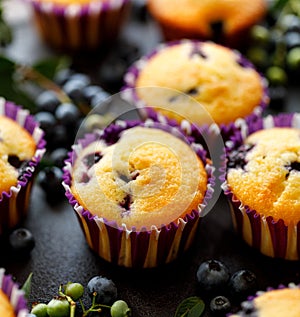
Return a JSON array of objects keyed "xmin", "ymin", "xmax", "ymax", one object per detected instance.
[
  {"xmin": 0, "ymin": 115, "xmax": 36, "ymax": 194},
  {"xmin": 226, "ymin": 127, "xmax": 300, "ymax": 225},
  {"xmin": 130, "ymin": 40, "xmax": 267, "ymax": 126},
  {"xmin": 70, "ymin": 126, "xmax": 208, "ymax": 230}
]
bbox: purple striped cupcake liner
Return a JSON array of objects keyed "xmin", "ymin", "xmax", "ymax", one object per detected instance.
[
  {"xmin": 62, "ymin": 118, "xmax": 215, "ymax": 268},
  {"xmin": 121, "ymin": 39, "xmax": 269, "ymax": 138},
  {"xmin": 27, "ymin": 0, "xmax": 130, "ymax": 51},
  {"xmin": 0, "ymin": 268, "xmax": 28, "ymax": 317},
  {"xmin": 221, "ymin": 112, "xmax": 300, "ymax": 260},
  {"xmin": 228, "ymin": 282, "xmax": 300, "ymax": 316},
  {"xmin": 0, "ymin": 98, "xmax": 46, "ymax": 235}
]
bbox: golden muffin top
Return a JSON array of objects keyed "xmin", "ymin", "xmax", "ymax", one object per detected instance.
[
  {"xmin": 0, "ymin": 115, "xmax": 36, "ymax": 194},
  {"xmin": 133, "ymin": 41, "xmax": 265, "ymax": 126},
  {"xmin": 0, "ymin": 289, "xmax": 15, "ymax": 317},
  {"xmin": 232, "ymin": 287, "xmax": 300, "ymax": 317},
  {"xmin": 227, "ymin": 127, "xmax": 300, "ymax": 225},
  {"xmin": 148, "ymin": 0, "xmax": 267, "ymax": 37},
  {"xmin": 34, "ymin": 0, "xmax": 110, "ymax": 6},
  {"xmin": 71, "ymin": 126, "xmax": 208, "ymax": 230}
]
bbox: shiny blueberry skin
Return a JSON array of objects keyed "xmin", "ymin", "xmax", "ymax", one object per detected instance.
[
  {"xmin": 196, "ymin": 260, "xmax": 230, "ymax": 294},
  {"xmin": 55, "ymin": 102, "xmax": 81, "ymax": 126},
  {"xmin": 229, "ymin": 270, "xmax": 258, "ymax": 301},
  {"xmin": 210, "ymin": 296, "xmax": 232, "ymax": 315},
  {"xmin": 8, "ymin": 228, "xmax": 35, "ymax": 255},
  {"xmin": 36, "ymin": 91, "xmax": 60, "ymax": 113},
  {"xmin": 34, "ymin": 111, "xmax": 57, "ymax": 135},
  {"xmin": 87, "ymin": 276, "xmax": 118, "ymax": 305}
]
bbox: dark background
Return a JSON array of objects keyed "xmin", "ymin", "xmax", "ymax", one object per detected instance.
[{"xmin": 1, "ymin": 1, "xmax": 300, "ymax": 316}]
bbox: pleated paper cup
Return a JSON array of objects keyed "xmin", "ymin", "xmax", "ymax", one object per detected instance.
[
  {"xmin": 222, "ymin": 113, "xmax": 300, "ymax": 260},
  {"xmin": 0, "ymin": 98, "xmax": 46, "ymax": 235},
  {"xmin": 63, "ymin": 118, "xmax": 215, "ymax": 268}
]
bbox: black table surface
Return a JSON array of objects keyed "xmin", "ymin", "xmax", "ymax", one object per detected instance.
[{"xmin": 1, "ymin": 2, "xmax": 300, "ymax": 317}]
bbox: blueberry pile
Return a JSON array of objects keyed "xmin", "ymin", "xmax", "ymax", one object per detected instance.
[
  {"xmin": 30, "ymin": 275, "xmax": 131, "ymax": 317},
  {"xmin": 245, "ymin": 1, "xmax": 300, "ymax": 109},
  {"xmin": 34, "ymin": 69, "xmax": 111, "ymax": 203},
  {"xmin": 196, "ymin": 259, "xmax": 258, "ymax": 315}
]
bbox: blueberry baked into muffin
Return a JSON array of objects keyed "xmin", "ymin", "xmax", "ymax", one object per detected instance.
[
  {"xmin": 63, "ymin": 119, "xmax": 214, "ymax": 267},
  {"xmin": 123, "ymin": 40, "xmax": 269, "ymax": 130},
  {"xmin": 147, "ymin": 0, "xmax": 267, "ymax": 47},
  {"xmin": 222, "ymin": 113, "xmax": 300, "ymax": 260}
]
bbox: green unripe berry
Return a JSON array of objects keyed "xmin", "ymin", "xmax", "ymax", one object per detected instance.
[
  {"xmin": 47, "ymin": 298, "xmax": 70, "ymax": 317},
  {"xmin": 64, "ymin": 282, "xmax": 84, "ymax": 301},
  {"xmin": 250, "ymin": 25, "xmax": 270, "ymax": 46},
  {"xmin": 110, "ymin": 300, "xmax": 131, "ymax": 317},
  {"xmin": 265, "ymin": 66, "xmax": 288, "ymax": 86},
  {"xmin": 246, "ymin": 47, "xmax": 269, "ymax": 69},
  {"xmin": 31, "ymin": 303, "xmax": 48, "ymax": 317},
  {"xmin": 286, "ymin": 47, "xmax": 300, "ymax": 71}
]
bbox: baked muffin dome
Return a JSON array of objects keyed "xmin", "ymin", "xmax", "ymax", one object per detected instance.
[
  {"xmin": 0, "ymin": 290, "xmax": 15, "ymax": 317},
  {"xmin": 125, "ymin": 40, "xmax": 268, "ymax": 127},
  {"xmin": 71, "ymin": 126, "xmax": 208, "ymax": 230},
  {"xmin": 227, "ymin": 127, "xmax": 300, "ymax": 226},
  {"xmin": 0, "ymin": 115, "xmax": 36, "ymax": 194},
  {"xmin": 231, "ymin": 285, "xmax": 300, "ymax": 317},
  {"xmin": 148, "ymin": 0, "xmax": 267, "ymax": 47}
]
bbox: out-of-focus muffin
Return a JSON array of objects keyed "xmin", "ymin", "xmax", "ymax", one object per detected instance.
[
  {"xmin": 147, "ymin": 0, "xmax": 268, "ymax": 48},
  {"xmin": 28, "ymin": 0, "xmax": 131, "ymax": 51},
  {"xmin": 63, "ymin": 118, "xmax": 215, "ymax": 268},
  {"xmin": 123, "ymin": 40, "xmax": 269, "ymax": 131}
]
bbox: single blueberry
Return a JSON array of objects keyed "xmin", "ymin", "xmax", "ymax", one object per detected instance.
[
  {"xmin": 87, "ymin": 276, "xmax": 117, "ymax": 305},
  {"xmin": 210, "ymin": 295, "xmax": 231, "ymax": 315}
]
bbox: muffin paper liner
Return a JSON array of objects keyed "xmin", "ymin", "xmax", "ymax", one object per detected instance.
[
  {"xmin": 28, "ymin": 0, "xmax": 130, "ymax": 51},
  {"xmin": 63, "ymin": 118, "xmax": 215, "ymax": 268},
  {"xmin": 221, "ymin": 112, "xmax": 300, "ymax": 260},
  {"xmin": 0, "ymin": 98, "xmax": 46, "ymax": 235},
  {"xmin": 0, "ymin": 268, "xmax": 28, "ymax": 317},
  {"xmin": 122, "ymin": 39, "xmax": 269, "ymax": 136}
]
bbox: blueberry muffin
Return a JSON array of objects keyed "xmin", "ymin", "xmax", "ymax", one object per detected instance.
[
  {"xmin": 63, "ymin": 119, "xmax": 214, "ymax": 267},
  {"xmin": 222, "ymin": 113, "xmax": 300, "ymax": 260},
  {"xmin": 0, "ymin": 99, "xmax": 45, "ymax": 234},
  {"xmin": 123, "ymin": 40, "xmax": 269, "ymax": 130},
  {"xmin": 231, "ymin": 284, "xmax": 300, "ymax": 317},
  {"xmin": 28, "ymin": 0, "xmax": 130, "ymax": 51},
  {"xmin": 148, "ymin": 0, "xmax": 267, "ymax": 47},
  {"xmin": 0, "ymin": 268, "xmax": 28, "ymax": 317}
]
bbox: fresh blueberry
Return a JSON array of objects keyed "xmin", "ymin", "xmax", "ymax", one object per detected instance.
[
  {"xmin": 49, "ymin": 148, "xmax": 69, "ymax": 168},
  {"xmin": 54, "ymin": 68, "xmax": 75, "ymax": 86},
  {"xmin": 196, "ymin": 260, "xmax": 230, "ymax": 294},
  {"xmin": 209, "ymin": 296, "xmax": 231, "ymax": 315},
  {"xmin": 55, "ymin": 102, "xmax": 81, "ymax": 126},
  {"xmin": 87, "ymin": 276, "xmax": 117, "ymax": 305},
  {"xmin": 82, "ymin": 85, "xmax": 105, "ymax": 105},
  {"xmin": 68, "ymin": 73, "xmax": 91, "ymax": 87},
  {"xmin": 228, "ymin": 270, "xmax": 258, "ymax": 301},
  {"xmin": 36, "ymin": 91, "xmax": 60, "ymax": 113},
  {"xmin": 34, "ymin": 111, "xmax": 57, "ymax": 136},
  {"xmin": 62, "ymin": 79, "xmax": 88, "ymax": 103},
  {"xmin": 37, "ymin": 166, "xmax": 65, "ymax": 203},
  {"xmin": 91, "ymin": 90, "xmax": 110, "ymax": 108},
  {"xmin": 8, "ymin": 228, "xmax": 35, "ymax": 256},
  {"xmin": 47, "ymin": 124, "xmax": 70, "ymax": 150}
]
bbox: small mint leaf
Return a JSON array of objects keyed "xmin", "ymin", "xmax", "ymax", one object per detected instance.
[
  {"xmin": 32, "ymin": 56, "xmax": 72, "ymax": 80},
  {"xmin": 174, "ymin": 297, "xmax": 205, "ymax": 317},
  {"xmin": 21, "ymin": 272, "xmax": 33, "ymax": 299}
]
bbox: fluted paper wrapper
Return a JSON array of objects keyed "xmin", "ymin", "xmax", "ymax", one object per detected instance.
[
  {"xmin": 0, "ymin": 268, "xmax": 28, "ymax": 317},
  {"xmin": 28, "ymin": 0, "xmax": 130, "ymax": 51},
  {"xmin": 222, "ymin": 113, "xmax": 300, "ymax": 260},
  {"xmin": 63, "ymin": 118, "xmax": 215, "ymax": 268},
  {"xmin": 0, "ymin": 98, "xmax": 46, "ymax": 235}
]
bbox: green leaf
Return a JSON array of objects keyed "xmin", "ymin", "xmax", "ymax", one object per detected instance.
[
  {"xmin": 270, "ymin": 0, "xmax": 290, "ymax": 12},
  {"xmin": 32, "ymin": 56, "xmax": 72, "ymax": 80},
  {"xmin": 174, "ymin": 297, "xmax": 205, "ymax": 317},
  {"xmin": 21, "ymin": 272, "xmax": 33, "ymax": 299},
  {"xmin": 0, "ymin": 55, "xmax": 36, "ymax": 111}
]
